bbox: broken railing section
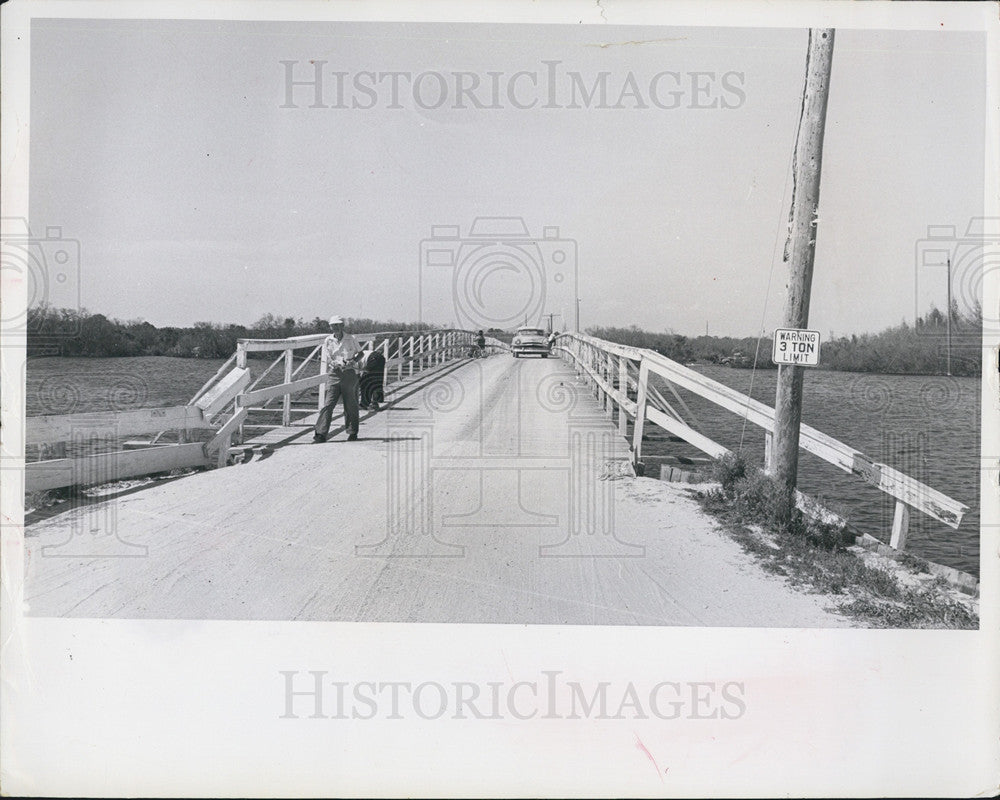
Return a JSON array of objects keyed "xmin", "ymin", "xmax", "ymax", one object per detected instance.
[
  {"xmin": 24, "ymin": 329, "xmax": 503, "ymax": 493},
  {"xmin": 552, "ymin": 332, "xmax": 969, "ymax": 553},
  {"xmin": 24, "ymin": 369, "xmax": 248, "ymax": 492}
]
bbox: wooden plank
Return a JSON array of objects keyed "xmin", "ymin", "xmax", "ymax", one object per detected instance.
[
  {"xmin": 195, "ymin": 367, "xmax": 250, "ymax": 420},
  {"xmin": 646, "ymin": 406, "xmax": 728, "ymax": 459},
  {"xmin": 237, "ymin": 330, "xmax": 448, "ymax": 354},
  {"xmin": 289, "ymin": 344, "xmax": 322, "ymax": 380},
  {"xmin": 563, "ymin": 331, "xmax": 967, "ymax": 528},
  {"xmin": 207, "ymin": 408, "xmax": 248, "ymax": 468},
  {"xmin": 890, "ymin": 500, "xmax": 910, "ymax": 550},
  {"xmin": 560, "ymin": 341, "xmax": 633, "ymax": 412},
  {"xmin": 26, "ymin": 443, "xmax": 210, "ymax": 492},
  {"xmin": 190, "ymin": 353, "xmax": 237, "ymax": 405},
  {"xmin": 641, "ymin": 352, "xmax": 967, "ymax": 528},
  {"xmin": 245, "ymin": 351, "xmax": 286, "ymax": 393},
  {"xmin": 282, "ymin": 350, "xmax": 293, "ymax": 426},
  {"xmin": 632, "ymin": 361, "xmax": 650, "ymax": 462},
  {"xmin": 318, "ymin": 339, "xmax": 329, "ymax": 410},
  {"xmin": 237, "ymin": 334, "xmax": 328, "ymax": 352},
  {"xmin": 617, "ymin": 357, "xmax": 628, "ymax": 437},
  {"xmin": 27, "ymin": 405, "xmax": 211, "ymax": 446},
  {"xmin": 240, "ymin": 373, "xmax": 327, "ymax": 406}
]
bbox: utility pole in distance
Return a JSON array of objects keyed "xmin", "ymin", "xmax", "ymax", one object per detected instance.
[
  {"xmin": 772, "ymin": 28, "xmax": 835, "ymax": 518},
  {"xmin": 946, "ymin": 256, "xmax": 952, "ymax": 376}
]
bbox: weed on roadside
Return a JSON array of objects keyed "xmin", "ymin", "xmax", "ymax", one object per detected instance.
[{"xmin": 696, "ymin": 452, "xmax": 978, "ymax": 629}]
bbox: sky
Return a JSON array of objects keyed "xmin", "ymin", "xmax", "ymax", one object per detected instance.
[{"xmin": 28, "ymin": 19, "xmax": 986, "ymax": 337}]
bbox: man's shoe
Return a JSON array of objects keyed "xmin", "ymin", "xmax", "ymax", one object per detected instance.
[
  {"xmin": 312, "ymin": 434, "xmax": 327, "ymax": 443},
  {"xmin": 347, "ymin": 433, "xmax": 358, "ymax": 441}
]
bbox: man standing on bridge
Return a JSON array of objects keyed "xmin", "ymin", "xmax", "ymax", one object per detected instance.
[{"xmin": 313, "ymin": 315, "xmax": 362, "ymax": 443}]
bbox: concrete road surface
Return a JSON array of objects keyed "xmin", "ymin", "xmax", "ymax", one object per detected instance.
[{"xmin": 22, "ymin": 354, "xmax": 851, "ymax": 626}]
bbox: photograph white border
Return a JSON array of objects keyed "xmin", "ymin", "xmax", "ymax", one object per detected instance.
[{"xmin": 2, "ymin": 1, "xmax": 998, "ymax": 796}]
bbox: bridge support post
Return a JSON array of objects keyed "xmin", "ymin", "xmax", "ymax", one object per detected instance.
[
  {"xmin": 889, "ymin": 500, "xmax": 910, "ymax": 550},
  {"xmin": 632, "ymin": 360, "xmax": 649, "ymax": 465},
  {"xmin": 617, "ymin": 357, "xmax": 628, "ymax": 437},
  {"xmin": 318, "ymin": 340, "xmax": 329, "ymax": 411},
  {"xmin": 604, "ymin": 353, "xmax": 613, "ymax": 419},
  {"xmin": 282, "ymin": 348, "xmax": 293, "ymax": 427}
]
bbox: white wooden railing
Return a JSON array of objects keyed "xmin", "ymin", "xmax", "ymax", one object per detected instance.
[
  {"xmin": 25, "ymin": 329, "xmax": 503, "ymax": 493},
  {"xmin": 24, "ymin": 325, "xmax": 967, "ymax": 553},
  {"xmin": 553, "ymin": 332, "xmax": 969, "ymax": 552}
]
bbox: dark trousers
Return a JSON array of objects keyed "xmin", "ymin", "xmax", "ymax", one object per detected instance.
[{"xmin": 315, "ymin": 369, "xmax": 360, "ymax": 437}]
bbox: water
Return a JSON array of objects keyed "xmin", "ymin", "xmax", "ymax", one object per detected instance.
[
  {"xmin": 25, "ymin": 356, "xmax": 231, "ymax": 415},
  {"xmin": 23, "ymin": 357, "xmax": 982, "ymax": 577},
  {"xmin": 648, "ymin": 365, "xmax": 981, "ymax": 578}
]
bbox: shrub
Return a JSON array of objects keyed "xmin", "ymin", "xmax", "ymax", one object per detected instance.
[{"xmin": 710, "ymin": 451, "xmax": 750, "ymax": 493}]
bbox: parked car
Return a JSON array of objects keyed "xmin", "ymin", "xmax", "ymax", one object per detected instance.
[{"xmin": 511, "ymin": 327, "xmax": 551, "ymax": 358}]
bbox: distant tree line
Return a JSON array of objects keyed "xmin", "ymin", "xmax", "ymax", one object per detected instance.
[
  {"xmin": 25, "ymin": 305, "xmax": 436, "ymax": 359},
  {"xmin": 820, "ymin": 303, "xmax": 981, "ymax": 376},
  {"xmin": 25, "ymin": 303, "xmax": 983, "ymax": 376},
  {"xmin": 586, "ymin": 326, "xmax": 776, "ymax": 369},
  {"xmin": 588, "ymin": 302, "xmax": 982, "ymax": 377}
]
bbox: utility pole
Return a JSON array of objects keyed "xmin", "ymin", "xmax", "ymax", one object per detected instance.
[
  {"xmin": 543, "ymin": 312, "xmax": 556, "ymax": 333},
  {"xmin": 772, "ymin": 28, "xmax": 835, "ymax": 517},
  {"xmin": 575, "ymin": 297, "xmax": 581, "ymax": 332},
  {"xmin": 946, "ymin": 256, "xmax": 952, "ymax": 376}
]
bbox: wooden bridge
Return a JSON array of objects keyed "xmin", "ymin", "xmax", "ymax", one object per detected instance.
[{"xmin": 20, "ymin": 329, "xmax": 969, "ymax": 622}]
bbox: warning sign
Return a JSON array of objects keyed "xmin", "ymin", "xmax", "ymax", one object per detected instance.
[{"xmin": 772, "ymin": 328, "xmax": 821, "ymax": 366}]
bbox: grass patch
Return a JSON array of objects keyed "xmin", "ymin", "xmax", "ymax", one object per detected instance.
[{"xmin": 695, "ymin": 452, "xmax": 978, "ymax": 629}]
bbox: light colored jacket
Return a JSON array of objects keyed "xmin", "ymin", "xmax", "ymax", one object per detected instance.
[{"xmin": 324, "ymin": 333, "xmax": 362, "ymax": 371}]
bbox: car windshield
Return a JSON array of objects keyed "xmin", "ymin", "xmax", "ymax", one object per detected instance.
[{"xmin": 518, "ymin": 328, "xmax": 545, "ymax": 336}]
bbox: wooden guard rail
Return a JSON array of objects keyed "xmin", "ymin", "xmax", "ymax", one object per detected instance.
[
  {"xmin": 553, "ymin": 331, "xmax": 969, "ymax": 552},
  {"xmin": 25, "ymin": 329, "xmax": 501, "ymax": 493}
]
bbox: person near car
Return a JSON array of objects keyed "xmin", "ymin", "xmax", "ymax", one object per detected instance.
[{"xmin": 313, "ymin": 315, "xmax": 362, "ymax": 443}]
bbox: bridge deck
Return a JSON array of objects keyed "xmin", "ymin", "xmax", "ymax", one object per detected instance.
[{"xmin": 22, "ymin": 356, "xmax": 849, "ymax": 626}]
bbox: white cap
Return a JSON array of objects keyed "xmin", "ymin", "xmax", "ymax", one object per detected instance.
[{"xmin": 328, "ymin": 315, "xmax": 344, "ymax": 325}]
